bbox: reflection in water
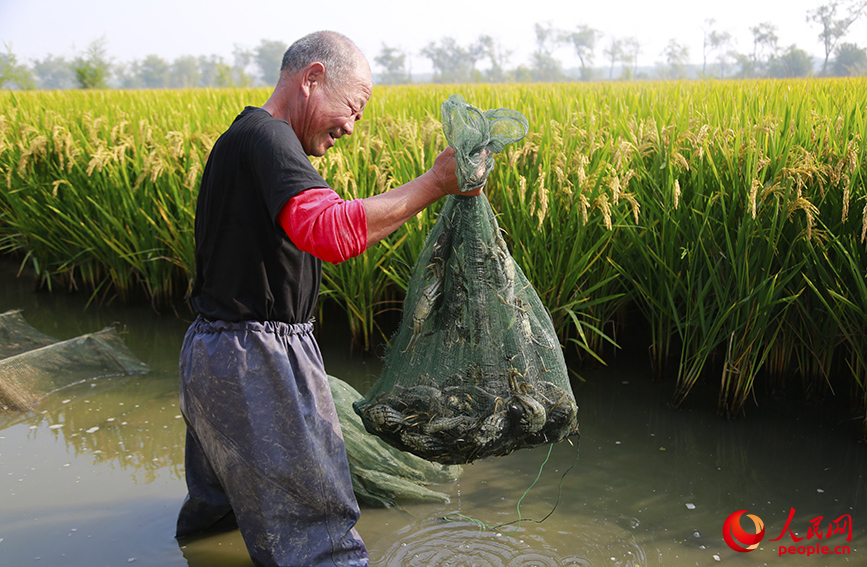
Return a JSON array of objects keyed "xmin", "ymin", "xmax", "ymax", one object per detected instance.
[
  {"xmin": 7, "ymin": 371, "xmax": 185, "ymax": 485},
  {"xmin": 179, "ymin": 529, "xmax": 254, "ymax": 567}
]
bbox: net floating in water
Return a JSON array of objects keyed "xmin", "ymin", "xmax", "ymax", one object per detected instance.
[
  {"xmin": 0, "ymin": 310, "xmax": 150, "ymax": 411},
  {"xmin": 354, "ymin": 97, "xmax": 579, "ymax": 464},
  {"xmin": 328, "ymin": 374, "xmax": 461, "ymax": 507}
]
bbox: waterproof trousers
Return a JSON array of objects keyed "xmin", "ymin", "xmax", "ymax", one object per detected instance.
[{"xmin": 176, "ymin": 317, "xmax": 369, "ymax": 567}]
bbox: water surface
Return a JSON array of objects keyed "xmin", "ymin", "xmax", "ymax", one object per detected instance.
[{"xmin": 0, "ymin": 263, "xmax": 864, "ymax": 566}]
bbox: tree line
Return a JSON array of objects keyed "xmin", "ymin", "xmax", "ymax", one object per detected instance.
[
  {"xmin": 0, "ymin": 38, "xmax": 288, "ymax": 90},
  {"xmin": 2, "ymin": 0, "xmax": 866, "ymax": 90},
  {"xmin": 379, "ymin": 1, "xmax": 867, "ymax": 84}
]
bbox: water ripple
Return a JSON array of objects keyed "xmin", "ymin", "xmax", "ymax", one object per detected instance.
[{"xmin": 376, "ymin": 517, "xmax": 648, "ymax": 567}]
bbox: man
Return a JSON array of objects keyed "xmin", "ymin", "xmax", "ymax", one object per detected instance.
[{"xmin": 175, "ymin": 30, "xmax": 482, "ymax": 567}]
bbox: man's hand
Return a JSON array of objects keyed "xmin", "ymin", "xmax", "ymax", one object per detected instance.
[{"xmin": 431, "ymin": 146, "xmax": 486, "ymax": 197}]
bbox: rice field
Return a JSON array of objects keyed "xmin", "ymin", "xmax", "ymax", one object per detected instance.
[{"xmin": 1, "ymin": 79, "xmax": 865, "ymax": 425}]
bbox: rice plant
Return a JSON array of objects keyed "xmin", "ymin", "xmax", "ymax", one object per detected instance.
[{"xmin": 1, "ymin": 79, "xmax": 866, "ymax": 427}]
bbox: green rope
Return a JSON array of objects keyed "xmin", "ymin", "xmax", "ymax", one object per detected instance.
[{"xmin": 443, "ymin": 440, "xmax": 580, "ymax": 536}]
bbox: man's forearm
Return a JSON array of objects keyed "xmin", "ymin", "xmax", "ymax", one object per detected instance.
[{"xmin": 361, "ymin": 170, "xmax": 445, "ymax": 247}]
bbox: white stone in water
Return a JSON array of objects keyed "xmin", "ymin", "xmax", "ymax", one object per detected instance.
[
  {"xmin": 85, "ymin": 426, "xmax": 99, "ymax": 433},
  {"xmin": 49, "ymin": 424, "xmax": 63, "ymax": 429},
  {"xmin": 685, "ymin": 503, "xmax": 696, "ymax": 509}
]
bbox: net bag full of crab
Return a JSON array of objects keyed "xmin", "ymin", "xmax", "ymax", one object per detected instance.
[{"xmin": 353, "ymin": 95, "xmax": 579, "ymax": 465}]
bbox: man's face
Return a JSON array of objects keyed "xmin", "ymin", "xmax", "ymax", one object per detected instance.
[{"xmin": 298, "ymin": 70, "xmax": 372, "ymax": 157}]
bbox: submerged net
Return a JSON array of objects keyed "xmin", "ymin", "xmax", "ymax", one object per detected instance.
[
  {"xmin": 0, "ymin": 310, "xmax": 151, "ymax": 411},
  {"xmin": 0, "ymin": 309, "xmax": 56, "ymax": 359},
  {"xmin": 354, "ymin": 96, "xmax": 579, "ymax": 465},
  {"xmin": 329, "ymin": 375, "xmax": 461, "ymax": 507}
]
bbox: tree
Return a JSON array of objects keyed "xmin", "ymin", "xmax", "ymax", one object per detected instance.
[
  {"xmin": 832, "ymin": 42, "xmax": 867, "ymax": 75},
  {"xmin": 530, "ymin": 23, "xmax": 564, "ymax": 81},
  {"xmin": 31, "ymin": 54, "xmax": 75, "ymax": 89},
  {"xmin": 170, "ymin": 55, "xmax": 202, "ymax": 88},
  {"xmin": 733, "ymin": 52, "xmax": 757, "ymax": 78},
  {"xmin": 254, "ymin": 39, "xmax": 287, "ymax": 86},
  {"xmin": 231, "ymin": 45, "xmax": 254, "ymax": 87},
  {"xmin": 565, "ymin": 24, "xmax": 600, "ymax": 80},
  {"xmin": 751, "ymin": 22, "xmax": 779, "ymax": 66},
  {"xmin": 113, "ymin": 61, "xmax": 142, "ymax": 89},
  {"xmin": 139, "ymin": 54, "xmax": 170, "ymax": 88},
  {"xmin": 477, "ymin": 35, "xmax": 511, "ymax": 83},
  {"xmin": 768, "ymin": 45, "xmax": 815, "ymax": 77},
  {"xmin": 701, "ymin": 19, "xmax": 716, "ymax": 76},
  {"xmin": 420, "ymin": 37, "xmax": 482, "ymax": 83},
  {"xmin": 620, "ymin": 37, "xmax": 641, "ymax": 79},
  {"xmin": 604, "ymin": 37, "xmax": 623, "ymax": 79},
  {"xmin": 736, "ymin": 22, "xmax": 779, "ymax": 77},
  {"xmin": 710, "ymin": 33, "xmax": 735, "ymax": 78},
  {"xmin": 513, "ymin": 64, "xmax": 532, "ymax": 83},
  {"xmin": 659, "ymin": 39, "xmax": 689, "ymax": 79},
  {"xmin": 702, "ymin": 20, "xmax": 733, "ymax": 77},
  {"xmin": 72, "ymin": 37, "xmax": 111, "ymax": 89},
  {"xmin": 808, "ymin": 0, "xmax": 867, "ymax": 75},
  {"xmin": 0, "ymin": 43, "xmax": 35, "ymax": 89},
  {"xmin": 198, "ymin": 55, "xmax": 234, "ymax": 87},
  {"xmin": 374, "ymin": 44, "xmax": 410, "ymax": 84}
]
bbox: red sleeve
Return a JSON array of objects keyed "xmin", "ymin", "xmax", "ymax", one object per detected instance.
[{"xmin": 278, "ymin": 188, "xmax": 368, "ymax": 264}]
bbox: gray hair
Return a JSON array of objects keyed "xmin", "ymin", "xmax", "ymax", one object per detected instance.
[{"xmin": 280, "ymin": 31, "xmax": 364, "ymax": 88}]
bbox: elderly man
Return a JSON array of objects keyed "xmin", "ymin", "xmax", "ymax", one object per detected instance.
[{"xmin": 175, "ymin": 30, "xmax": 481, "ymax": 567}]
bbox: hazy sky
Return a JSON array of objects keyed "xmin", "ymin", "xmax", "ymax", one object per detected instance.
[{"xmin": 1, "ymin": 0, "xmax": 863, "ymax": 76}]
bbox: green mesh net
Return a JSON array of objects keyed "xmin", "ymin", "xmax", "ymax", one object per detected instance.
[
  {"xmin": 329, "ymin": 375, "xmax": 461, "ymax": 507},
  {"xmin": 0, "ymin": 309, "xmax": 56, "ymax": 359},
  {"xmin": 0, "ymin": 310, "xmax": 151, "ymax": 411},
  {"xmin": 441, "ymin": 93, "xmax": 530, "ymax": 193},
  {"xmin": 354, "ymin": 96, "xmax": 579, "ymax": 465}
]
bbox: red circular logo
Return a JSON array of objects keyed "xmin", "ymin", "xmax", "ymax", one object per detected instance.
[{"xmin": 723, "ymin": 510, "xmax": 765, "ymax": 552}]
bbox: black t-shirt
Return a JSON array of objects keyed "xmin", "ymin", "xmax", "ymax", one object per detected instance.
[{"xmin": 190, "ymin": 106, "xmax": 329, "ymax": 324}]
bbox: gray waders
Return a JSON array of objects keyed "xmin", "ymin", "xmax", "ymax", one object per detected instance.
[{"xmin": 176, "ymin": 317, "xmax": 368, "ymax": 567}]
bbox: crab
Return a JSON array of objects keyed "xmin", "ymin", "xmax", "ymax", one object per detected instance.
[
  {"xmin": 438, "ymin": 261, "xmax": 471, "ymax": 348},
  {"xmin": 545, "ymin": 397, "xmax": 579, "ymax": 442},
  {"xmin": 364, "ymin": 403, "xmax": 406, "ymax": 432},
  {"xmin": 471, "ymin": 409, "xmax": 509, "ymax": 447},
  {"xmin": 402, "ymin": 278, "xmax": 442, "ymax": 359},
  {"xmin": 505, "ymin": 370, "xmax": 547, "ymax": 435},
  {"xmin": 494, "ymin": 230, "xmax": 515, "ymax": 290},
  {"xmin": 422, "ymin": 415, "xmax": 473, "ymax": 437},
  {"xmin": 425, "ymin": 215, "xmax": 453, "ymax": 282},
  {"xmin": 479, "ymin": 228, "xmax": 517, "ymax": 299},
  {"xmin": 400, "ymin": 430, "xmax": 446, "ymax": 456}
]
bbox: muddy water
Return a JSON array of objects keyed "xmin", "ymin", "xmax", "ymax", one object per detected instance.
[{"xmin": 1, "ymin": 263, "xmax": 865, "ymax": 567}]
